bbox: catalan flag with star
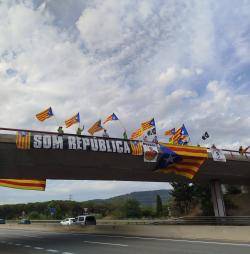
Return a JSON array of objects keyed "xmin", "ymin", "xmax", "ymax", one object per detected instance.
[
  {"xmin": 155, "ymin": 143, "xmax": 208, "ymax": 179},
  {"xmin": 36, "ymin": 107, "xmax": 53, "ymax": 122},
  {"xmin": 164, "ymin": 128, "xmax": 175, "ymax": 136},
  {"xmin": 130, "ymin": 141, "xmax": 143, "ymax": 156},
  {"xmin": 65, "ymin": 113, "xmax": 80, "ymax": 128},
  {"xmin": 130, "ymin": 127, "xmax": 144, "ymax": 140},
  {"xmin": 16, "ymin": 131, "xmax": 31, "ymax": 149},
  {"xmin": 103, "ymin": 113, "xmax": 119, "ymax": 124},
  {"xmin": 0, "ymin": 179, "xmax": 46, "ymax": 191},
  {"xmin": 169, "ymin": 124, "xmax": 190, "ymax": 145},
  {"xmin": 141, "ymin": 118, "xmax": 155, "ymax": 131},
  {"xmin": 88, "ymin": 120, "xmax": 103, "ymax": 135}
]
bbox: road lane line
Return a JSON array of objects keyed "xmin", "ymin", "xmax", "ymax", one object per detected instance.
[
  {"xmin": 46, "ymin": 249, "xmax": 59, "ymax": 253},
  {"xmin": 22, "ymin": 234, "xmax": 43, "ymax": 238},
  {"xmin": 161, "ymin": 239, "xmax": 250, "ymax": 247},
  {"xmin": 62, "ymin": 252, "xmax": 75, "ymax": 254},
  {"xmin": 15, "ymin": 243, "xmax": 22, "ymax": 246},
  {"xmin": 0, "ymin": 232, "xmax": 42, "ymax": 238},
  {"xmin": 34, "ymin": 247, "xmax": 44, "ymax": 250},
  {"xmin": 84, "ymin": 240, "xmax": 128, "ymax": 247},
  {"xmin": 24, "ymin": 245, "xmax": 31, "ymax": 248},
  {"xmin": 82, "ymin": 234, "xmax": 250, "ymax": 247}
]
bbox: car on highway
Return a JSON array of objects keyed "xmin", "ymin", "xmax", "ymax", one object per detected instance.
[
  {"xmin": 75, "ymin": 215, "xmax": 96, "ymax": 225},
  {"xmin": 0, "ymin": 219, "xmax": 5, "ymax": 224},
  {"xmin": 60, "ymin": 217, "xmax": 76, "ymax": 226},
  {"xmin": 18, "ymin": 219, "xmax": 31, "ymax": 224}
]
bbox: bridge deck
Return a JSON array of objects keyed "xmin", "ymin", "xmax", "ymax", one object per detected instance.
[{"xmin": 0, "ymin": 133, "xmax": 249, "ymax": 185}]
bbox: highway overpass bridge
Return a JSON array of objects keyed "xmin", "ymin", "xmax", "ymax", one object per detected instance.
[{"xmin": 0, "ymin": 128, "xmax": 249, "ymax": 217}]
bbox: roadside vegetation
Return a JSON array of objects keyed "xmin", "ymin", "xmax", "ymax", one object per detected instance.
[
  {"xmin": 0, "ymin": 184, "xmax": 248, "ymax": 220},
  {"xmin": 0, "ymin": 198, "xmax": 169, "ymax": 220}
]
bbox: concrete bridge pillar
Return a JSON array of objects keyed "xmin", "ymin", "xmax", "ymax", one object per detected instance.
[{"xmin": 210, "ymin": 180, "xmax": 226, "ymax": 217}]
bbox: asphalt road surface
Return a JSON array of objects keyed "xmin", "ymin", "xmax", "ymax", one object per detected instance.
[{"xmin": 0, "ymin": 228, "xmax": 250, "ymax": 254}]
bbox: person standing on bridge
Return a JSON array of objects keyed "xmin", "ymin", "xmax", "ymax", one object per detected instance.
[
  {"xmin": 103, "ymin": 129, "xmax": 109, "ymax": 138},
  {"xmin": 123, "ymin": 130, "xmax": 128, "ymax": 140},
  {"xmin": 57, "ymin": 126, "xmax": 64, "ymax": 136},
  {"xmin": 76, "ymin": 125, "xmax": 84, "ymax": 136}
]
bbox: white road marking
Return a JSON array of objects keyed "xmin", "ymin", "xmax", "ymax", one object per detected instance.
[
  {"xmin": 1, "ymin": 229, "xmax": 249, "ymax": 248},
  {"xmin": 86, "ymin": 234, "xmax": 250, "ymax": 247},
  {"xmin": 24, "ymin": 245, "xmax": 31, "ymax": 248},
  {"xmin": 15, "ymin": 243, "xmax": 22, "ymax": 246},
  {"xmin": 22, "ymin": 234, "xmax": 43, "ymax": 238},
  {"xmin": 62, "ymin": 252, "xmax": 75, "ymax": 254},
  {"xmin": 157, "ymin": 238, "xmax": 250, "ymax": 247},
  {"xmin": 84, "ymin": 240, "xmax": 128, "ymax": 247},
  {"xmin": 34, "ymin": 247, "xmax": 44, "ymax": 250},
  {"xmin": 46, "ymin": 249, "xmax": 59, "ymax": 253},
  {"xmin": 0, "ymin": 232, "xmax": 42, "ymax": 238}
]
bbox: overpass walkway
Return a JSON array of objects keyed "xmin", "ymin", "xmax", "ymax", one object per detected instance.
[{"xmin": 0, "ymin": 128, "xmax": 249, "ymax": 185}]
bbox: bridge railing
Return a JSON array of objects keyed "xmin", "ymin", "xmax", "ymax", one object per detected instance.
[
  {"xmin": 0, "ymin": 127, "xmax": 249, "ymax": 157},
  {"xmin": 207, "ymin": 148, "xmax": 250, "ymax": 159},
  {"xmin": 152, "ymin": 216, "xmax": 250, "ymax": 226}
]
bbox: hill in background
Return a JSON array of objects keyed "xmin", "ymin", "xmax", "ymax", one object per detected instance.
[
  {"xmin": 90, "ymin": 189, "xmax": 171, "ymax": 207},
  {"xmin": 0, "ymin": 189, "xmax": 172, "ymax": 220}
]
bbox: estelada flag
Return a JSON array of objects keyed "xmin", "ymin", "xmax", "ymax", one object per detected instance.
[
  {"xmin": 0, "ymin": 179, "xmax": 46, "ymax": 191},
  {"xmin": 130, "ymin": 127, "xmax": 144, "ymax": 140},
  {"xmin": 36, "ymin": 107, "xmax": 53, "ymax": 122},
  {"xmin": 141, "ymin": 118, "xmax": 155, "ymax": 131},
  {"xmin": 103, "ymin": 113, "xmax": 119, "ymax": 124},
  {"xmin": 88, "ymin": 120, "xmax": 103, "ymax": 135},
  {"xmin": 130, "ymin": 141, "xmax": 143, "ymax": 156},
  {"xmin": 170, "ymin": 124, "xmax": 190, "ymax": 145},
  {"xmin": 16, "ymin": 131, "xmax": 31, "ymax": 149},
  {"xmin": 169, "ymin": 126, "xmax": 182, "ymax": 144},
  {"xmin": 164, "ymin": 128, "xmax": 175, "ymax": 136},
  {"xmin": 156, "ymin": 143, "xmax": 208, "ymax": 179},
  {"xmin": 65, "ymin": 113, "xmax": 80, "ymax": 128}
]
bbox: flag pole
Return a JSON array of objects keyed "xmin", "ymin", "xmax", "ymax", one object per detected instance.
[
  {"xmin": 118, "ymin": 119, "xmax": 126, "ymax": 131},
  {"xmin": 52, "ymin": 111, "xmax": 60, "ymax": 127},
  {"xmin": 78, "ymin": 113, "xmax": 80, "ymax": 128},
  {"xmin": 118, "ymin": 119, "xmax": 129, "ymax": 139}
]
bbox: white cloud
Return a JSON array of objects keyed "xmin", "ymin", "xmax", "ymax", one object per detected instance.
[
  {"xmin": 158, "ymin": 67, "xmax": 177, "ymax": 84},
  {"xmin": 158, "ymin": 66, "xmax": 203, "ymax": 85}
]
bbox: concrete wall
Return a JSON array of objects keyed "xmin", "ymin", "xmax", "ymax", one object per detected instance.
[{"xmin": 1, "ymin": 224, "xmax": 250, "ymax": 243}]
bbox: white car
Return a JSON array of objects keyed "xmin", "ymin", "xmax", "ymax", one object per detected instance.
[
  {"xmin": 60, "ymin": 217, "xmax": 76, "ymax": 226},
  {"xmin": 75, "ymin": 215, "xmax": 96, "ymax": 225}
]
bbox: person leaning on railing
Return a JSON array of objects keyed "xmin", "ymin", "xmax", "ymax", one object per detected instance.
[
  {"xmin": 57, "ymin": 126, "xmax": 64, "ymax": 136},
  {"xmin": 76, "ymin": 125, "xmax": 84, "ymax": 136}
]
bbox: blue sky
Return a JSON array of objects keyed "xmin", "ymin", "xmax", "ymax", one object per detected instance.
[{"xmin": 0, "ymin": 0, "xmax": 249, "ymax": 204}]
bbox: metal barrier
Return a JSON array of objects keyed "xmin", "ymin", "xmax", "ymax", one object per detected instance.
[
  {"xmin": 152, "ymin": 216, "xmax": 250, "ymax": 226},
  {"xmin": 7, "ymin": 217, "xmax": 250, "ymax": 226}
]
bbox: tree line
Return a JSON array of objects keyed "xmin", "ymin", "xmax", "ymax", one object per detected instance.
[
  {"xmin": 0, "ymin": 197, "xmax": 169, "ymax": 220},
  {"xmin": 0, "ymin": 183, "xmax": 242, "ymax": 220}
]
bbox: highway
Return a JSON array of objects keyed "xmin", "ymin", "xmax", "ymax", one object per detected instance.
[{"xmin": 0, "ymin": 229, "xmax": 250, "ymax": 254}]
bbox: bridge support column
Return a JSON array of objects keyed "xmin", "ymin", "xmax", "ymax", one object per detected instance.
[{"xmin": 210, "ymin": 180, "xmax": 226, "ymax": 217}]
